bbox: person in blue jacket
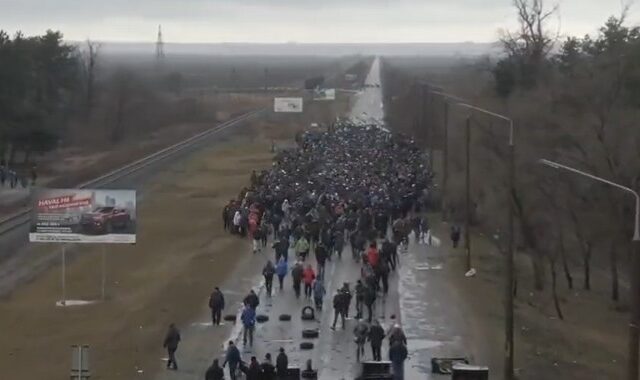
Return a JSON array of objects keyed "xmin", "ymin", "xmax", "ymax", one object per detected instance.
[
  {"xmin": 241, "ymin": 304, "xmax": 256, "ymax": 347},
  {"xmin": 276, "ymin": 257, "xmax": 288, "ymax": 291}
]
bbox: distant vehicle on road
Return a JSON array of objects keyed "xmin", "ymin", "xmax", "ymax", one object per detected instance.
[{"xmin": 80, "ymin": 206, "xmax": 131, "ymax": 234}]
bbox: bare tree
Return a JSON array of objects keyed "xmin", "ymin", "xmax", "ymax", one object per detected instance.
[{"xmin": 82, "ymin": 40, "xmax": 101, "ymax": 115}]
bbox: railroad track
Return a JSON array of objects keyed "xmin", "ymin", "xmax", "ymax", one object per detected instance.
[{"xmin": 0, "ymin": 109, "xmax": 264, "ymax": 237}]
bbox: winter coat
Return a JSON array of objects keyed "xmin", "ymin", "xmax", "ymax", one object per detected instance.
[
  {"xmin": 241, "ymin": 307, "xmax": 256, "ymax": 328},
  {"xmin": 315, "ymin": 245, "xmax": 328, "ymax": 265},
  {"xmin": 263, "ymin": 262, "xmax": 275, "ymax": 279},
  {"xmin": 205, "ymin": 363, "xmax": 224, "ymax": 380},
  {"xmin": 354, "ymin": 322, "xmax": 369, "ymax": 343},
  {"xmin": 295, "ymin": 238, "xmax": 310, "ymax": 254},
  {"xmin": 244, "ymin": 293, "xmax": 260, "ymax": 309},
  {"xmin": 313, "ymin": 281, "xmax": 325, "ymax": 300},
  {"xmin": 389, "ymin": 341, "xmax": 408, "ymax": 363},
  {"xmin": 303, "ymin": 268, "xmax": 316, "ymax": 285},
  {"xmin": 276, "ymin": 259, "xmax": 288, "ymax": 277},
  {"xmin": 246, "ymin": 362, "xmax": 262, "ymax": 380},
  {"xmin": 163, "ymin": 326, "xmax": 181, "ymax": 350},
  {"xmin": 224, "ymin": 345, "xmax": 241, "ymax": 367},
  {"xmin": 260, "ymin": 361, "xmax": 276, "ymax": 379},
  {"xmin": 276, "ymin": 352, "xmax": 289, "ymax": 375},
  {"xmin": 291, "ymin": 264, "xmax": 304, "ymax": 282},
  {"xmin": 368, "ymin": 324, "xmax": 385, "ymax": 347},
  {"xmin": 367, "ymin": 247, "xmax": 380, "ymax": 267},
  {"xmin": 209, "ymin": 290, "xmax": 225, "ymax": 310}
]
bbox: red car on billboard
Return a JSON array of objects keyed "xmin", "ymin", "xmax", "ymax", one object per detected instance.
[{"xmin": 80, "ymin": 206, "xmax": 131, "ymax": 234}]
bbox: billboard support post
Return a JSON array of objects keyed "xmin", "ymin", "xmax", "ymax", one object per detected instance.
[
  {"xmin": 61, "ymin": 246, "xmax": 66, "ymax": 306},
  {"xmin": 101, "ymin": 246, "xmax": 106, "ymax": 301}
]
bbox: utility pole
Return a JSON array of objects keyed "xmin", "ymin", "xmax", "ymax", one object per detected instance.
[
  {"xmin": 155, "ymin": 25, "xmax": 165, "ymax": 62},
  {"xmin": 442, "ymin": 101, "xmax": 449, "ymax": 221},
  {"xmin": 264, "ymin": 68, "xmax": 269, "ymax": 92},
  {"xmin": 465, "ymin": 116, "xmax": 472, "ymax": 272},
  {"xmin": 505, "ymin": 142, "xmax": 516, "ymax": 380}
]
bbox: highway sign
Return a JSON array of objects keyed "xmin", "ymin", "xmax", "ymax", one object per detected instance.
[{"xmin": 274, "ymin": 97, "xmax": 303, "ymax": 113}]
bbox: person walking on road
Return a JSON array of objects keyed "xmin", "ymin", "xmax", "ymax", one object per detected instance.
[
  {"xmin": 295, "ymin": 235, "xmax": 310, "ymax": 261},
  {"xmin": 261, "ymin": 353, "xmax": 276, "ymax": 379},
  {"xmin": 314, "ymin": 242, "xmax": 328, "ymax": 279},
  {"xmin": 276, "ymin": 257, "xmax": 288, "ymax": 291},
  {"xmin": 209, "ymin": 287, "xmax": 225, "ymax": 326},
  {"xmin": 276, "ymin": 347, "xmax": 288, "ymax": 380},
  {"xmin": 331, "ymin": 290, "xmax": 346, "ymax": 330},
  {"xmin": 389, "ymin": 340, "xmax": 408, "ymax": 380},
  {"xmin": 163, "ymin": 323, "xmax": 181, "ymax": 370},
  {"xmin": 291, "ymin": 260, "xmax": 304, "ymax": 298},
  {"xmin": 313, "ymin": 278, "xmax": 326, "ymax": 310},
  {"xmin": 387, "ymin": 324, "xmax": 408, "ymax": 348},
  {"xmin": 341, "ymin": 282, "xmax": 353, "ymax": 318},
  {"xmin": 451, "ymin": 225, "xmax": 461, "ymax": 248},
  {"xmin": 381, "ymin": 238, "xmax": 397, "ymax": 271},
  {"xmin": 223, "ymin": 341, "xmax": 242, "ymax": 380},
  {"xmin": 368, "ymin": 320, "xmax": 385, "ymax": 361},
  {"xmin": 241, "ymin": 304, "xmax": 256, "ymax": 348},
  {"xmin": 205, "ymin": 358, "xmax": 225, "ymax": 380},
  {"xmin": 376, "ymin": 259, "xmax": 390, "ymax": 295},
  {"xmin": 272, "ymin": 237, "xmax": 289, "ymax": 262},
  {"xmin": 363, "ymin": 284, "xmax": 377, "ymax": 323},
  {"xmin": 245, "ymin": 356, "xmax": 261, "ymax": 380},
  {"xmin": 354, "ymin": 320, "xmax": 369, "ymax": 362},
  {"xmin": 263, "ymin": 260, "xmax": 276, "ymax": 297},
  {"xmin": 303, "ymin": 265, "xmax": 316, "ymax": 299},
  {"xmin": 355, "ymin": 279, "xmax": 365, "ymax": 319},
  {"xmin": 244, "ymin": 289, "xmax": 260, "ymax": 311}
]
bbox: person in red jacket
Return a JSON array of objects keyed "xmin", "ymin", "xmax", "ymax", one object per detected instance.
[
  {"xmin": 367, "ymin": 242, "xmax": 380, "ymax": 268},
  {"xmin": 303, "ymin": 265, "xmax": 316, "ymax": 299}
]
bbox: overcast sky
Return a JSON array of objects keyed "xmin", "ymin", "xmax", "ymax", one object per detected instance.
[{"xmin": 1, "ymin": 0, "xmax": 636, "ymax": 43}]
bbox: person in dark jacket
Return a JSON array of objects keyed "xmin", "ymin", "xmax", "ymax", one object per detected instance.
[
  {"xmin": 314, "ymin": 243, "xmax": 328, "ymax": 279},
  {"xmin": 260, "ymin": 353, "xmax": 276, "ymax": 379},
  {"xmin": 389, "ymin": 340, "xmax": 408, "ymax": 380},
  {"xmin": 263, "ymin": 261, "xmax": 276, "ymax": 297},
  {"xmin": 272, "ymin": 237, "xmax": 289, "ymax": 262},
  {"xmin": 276, "ymin": 347, "xmax": 288, "ymax": 379},
  {"xmin": 245, "ymin": 356, "xmax": 261, "ymax": 380},
  {"xmin": 244, "ymin": 289, "xmax": 260, "ymax": 310},
  {"xmin": 331, "ymin": 291, "xmax": 346, "ymax": 330},
  {"xmin": 209, "ymin": 287, "xmax": 225, "ymax": 326},
  {"xmin": 368, "ymin": 320, "xmax": 385, "ymax": 361},
  {"xmin": 223, "ymin": 341, "xmax": 242, "ymax": 380},
  {"xmin": 355, "ymin": 280, "xmax": 365, "ymax": 319},
  {"xmin": 381, "ymin": 239, "xmax": 397, "ymax": 271},
  {"xmin": 363, "ymin": 285, "xmax": 377, "ymax": 323},
  {"xmin": 205, "ymin": 358, "xmax": 225, "ymax": 380},
  {"xmin": 163, "ymin": 323, "xmax": 181, "ymax": 370},
  {"xmin": 451, "ymin": 225, "xmax": 461, "ymax": 248},
  {"xmin": 291, "ymin": 260, "xmax": 304, "ymax": 298}
]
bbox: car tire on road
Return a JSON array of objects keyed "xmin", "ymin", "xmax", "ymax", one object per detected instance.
[
  {"xmin": 301, "ymin": 306, "xmax": 315, "ymax": 321},
  {"xmin": 299, "ymin": 342, "xmax": 314, "ymax": 350},
  {"xmin": 279, "ymin": 314, "xmax": 292, "ymax": 321},
  {"xmin": 224, "ymin": 314, "xmax": 237, "ymax": 322},
  {"xmin": 256, "ymin": 314, "xmax": 269, "ymax": 323},
  {"xmin": 302, "ymin": 329, "xmax": 319, "ymax": 339}
]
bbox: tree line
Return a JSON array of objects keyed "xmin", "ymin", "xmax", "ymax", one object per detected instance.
[
  {"xmin": 385, "ymin": 0, "xmax": 640, "ymax": 320},
  {"xmin": 0, "ymin": 30, "xmax": 77, "ymax": 167}
]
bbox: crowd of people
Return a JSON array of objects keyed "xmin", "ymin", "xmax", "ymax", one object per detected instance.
[{"xmin": 167, "ymin": 121, "xmax": 433, "ymax": 379}]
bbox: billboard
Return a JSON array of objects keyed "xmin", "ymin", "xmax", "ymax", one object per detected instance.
[
  {"xmin": 274, "ymin": 97, "xmax": 303, "ymax": 113},
  {"xmin": 313, "ymin": 88, "xmax": 336, "ymax": 101},
  {"xmin": 29, "ymin": 189, "xmax": 137, "ymax": 244}
]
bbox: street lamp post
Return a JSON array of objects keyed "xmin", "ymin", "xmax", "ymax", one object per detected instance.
[
  {"xmin": 428, "ymin": 90, "xmax": 465, "ymax": 222},
  {"xmin": 539, "ymin": 158, "xmax": 640, "ymax": 380},
  {"xmin": 457, "ymin": 102, "xmax": 516, "ymax": 380}
]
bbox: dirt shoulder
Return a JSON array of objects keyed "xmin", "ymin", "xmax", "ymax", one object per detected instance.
[{"xmin": 435, "ymin": 216, "xmax": 627, "ymax": 380}]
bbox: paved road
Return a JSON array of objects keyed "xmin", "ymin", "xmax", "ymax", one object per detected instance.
[{"xmin": 153, "ymin": 58, "xmax": 478, "ymax": 380}]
